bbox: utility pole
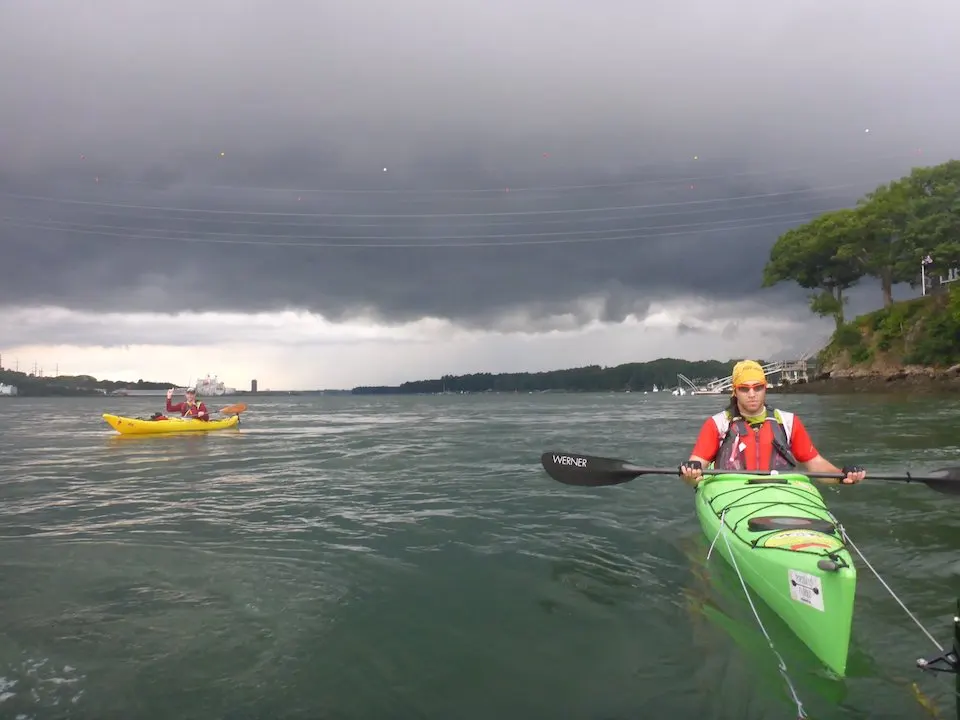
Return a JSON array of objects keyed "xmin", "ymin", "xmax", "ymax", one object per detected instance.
[{"xmin": 921, "ymin": 254, "xmax": 933, "ymax": 296}]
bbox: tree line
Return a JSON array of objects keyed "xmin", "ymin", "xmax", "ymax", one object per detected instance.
[
  {"xmin": 0, "ymin": 369, "xmax": 175, "ymax": 396},
  {"xmin": 762, "ymin": 159, "xmax": 960, "ymax": 328},
  {"xmin": 352, "ymin": 358, "xmax": 751, "ymax": 394}
]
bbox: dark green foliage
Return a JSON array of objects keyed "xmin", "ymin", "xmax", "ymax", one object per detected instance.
[
  {"xmin": 762, "ymin": 209, "xmax": 862, "ymax": 327},
  {"xmin": 352, "ymin": 358, "xmax": 747, "ymax": 394},
  {"xmin": 820, "ymin": 289, "xmax": 960, "ymax": 369},
  {"xmin": 764, "ymin": 159, "xmax": 960, "ymax": 367},
  {"xmin": 902, "ymin": 287, "xmax": 960, "ymax": 367},
  {"xmin": 832, "ymin": 323, "xmax": 863, "ymax": 350},
  {"xmin": 0, "ymin": 369, "xmax": 176, "ymax": 397}
]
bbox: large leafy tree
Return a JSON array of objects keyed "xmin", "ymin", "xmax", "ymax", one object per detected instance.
[
  {"xmin": 901, "ymin": 160, "xmax": 960, "ymax": 282},
  {"xmin": 760, "ymin": 159, "xmax": 960, "ymax": 357},
  {"xmin": 762, "ymin": 209, "xmax": 863, "ymax": 328},
  {"xmin": 837, "ymin": 179, "xmax": 918, "ymax": 307}
]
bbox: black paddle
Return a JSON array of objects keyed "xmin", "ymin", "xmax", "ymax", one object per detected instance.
[{"xmin": 540, "ymin": 451, "xmax": 960, "ymax": 496}]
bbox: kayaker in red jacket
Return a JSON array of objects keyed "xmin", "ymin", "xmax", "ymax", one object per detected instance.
[
  {"xmin": 165, "ymin": 387, "xmax": 210, "ymax": 421},
  {"xmin": 678, "ymin": 360, "xmax": 866, "ymax": 488}
]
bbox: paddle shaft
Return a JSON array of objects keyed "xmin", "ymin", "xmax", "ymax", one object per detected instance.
[
  {"xmin": 654, "ymin": 465, "xmax": 945, "ymax": 483},
  {"xmin": 541, "ymin": 452, "xmax": 960, "ymax": 494},
  {"xmin": 164, "ymin": 394, "xmax": 245, "ymax": 414}
]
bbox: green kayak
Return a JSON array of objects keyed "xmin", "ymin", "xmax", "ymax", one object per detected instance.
[{"xmin": 695, "ymin": 472, "xmax": 857, "ymax": 678}]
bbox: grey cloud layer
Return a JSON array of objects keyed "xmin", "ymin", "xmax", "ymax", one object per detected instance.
[{"xmin": 1, "ymin": 0, "xmax": 957, "ymax": 330}]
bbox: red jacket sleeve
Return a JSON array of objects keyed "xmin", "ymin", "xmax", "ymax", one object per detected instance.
[
  {"xmin": 789, "ymin": 416, "xmax": 819, "ymax": 463},
  {"xmin": 691, "ymin": 417, "xmax": 721, "ymax": 461},
  {"xmin": 166, "ymin": 399, "xmax": 184, "ymax": 413}
]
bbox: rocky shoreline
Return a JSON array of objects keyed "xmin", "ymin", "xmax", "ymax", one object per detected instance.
[{"xmin": 771, "ymin": 364, "xmax": 960, "ymax": 394}]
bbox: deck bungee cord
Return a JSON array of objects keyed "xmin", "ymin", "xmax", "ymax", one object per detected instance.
[{"xmin": 707, "ymin": 507, "xmax": 808, "ymax": 718}]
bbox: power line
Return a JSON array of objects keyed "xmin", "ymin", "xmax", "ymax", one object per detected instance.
[
  {"xmin": 1, "ymin": 213, "xmax": 828, "ymax": 249},
  {"xmin": 14, "ymin": 190, "xmax": 855, "ymax": 230},
  {"xmin": 0, "ymin": 181, "xmax": 872, "ymax": 220},
  {"xmin": 7, "ymin": 207, "xmax": 843, "ymax": 243}
]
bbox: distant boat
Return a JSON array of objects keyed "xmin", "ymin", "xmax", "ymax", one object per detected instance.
[{"xmin": 193, "ymin": 374, "xmax": 236, "ymax": 397}]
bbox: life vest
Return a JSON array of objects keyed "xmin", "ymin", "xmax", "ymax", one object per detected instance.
[{"xmin": 710, "ymin": 405, "xmax": 799, "ymax": 471}]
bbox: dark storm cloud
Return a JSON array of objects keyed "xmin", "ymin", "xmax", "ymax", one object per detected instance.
[
  {"xmin": 676, "ymin": 322, "xmax": 706, "ymax": 336},
  {"xmin": 1, "ymin": 0, "xmax": 958, "ymax": 330}
]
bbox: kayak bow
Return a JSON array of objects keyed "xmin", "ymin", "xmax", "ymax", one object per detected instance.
[{"xmin": 695, "ymin": 471, "xmax": 856, "ymax": 678}]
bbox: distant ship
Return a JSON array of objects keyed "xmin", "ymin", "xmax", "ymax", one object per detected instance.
[{"xmin": 193, "ymin": 374, "xmax": 236, "ymax": 397}]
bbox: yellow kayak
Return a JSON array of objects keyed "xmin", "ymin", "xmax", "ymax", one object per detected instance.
[{"xmin": 102, "ymin": 413, "xmax": 240, "ymax": 435}]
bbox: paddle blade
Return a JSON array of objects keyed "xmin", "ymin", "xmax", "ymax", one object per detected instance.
[
  {"xmin": 219, "ymin": 403, "xmax": 247, "ymax": 415},
  {"xmin": 919, "ymin": 468, "xmax": 960, "ymax": 496},
  {"xmin": 540, "ymin": 451, "xmax": 654, "ymax": 487}
]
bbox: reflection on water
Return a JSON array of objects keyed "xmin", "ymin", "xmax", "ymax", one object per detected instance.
[
  {"xmin": 674, "ymin": 531, "xmax": 955, "ymax": 719},
  {"xmin": 548, "ymin": 546, "xmax": 650, "ymax": 608}
]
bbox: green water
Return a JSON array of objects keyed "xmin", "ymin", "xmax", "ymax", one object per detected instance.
[{"xmin": 0, "ymin": 393, "xmax": 957, "ymax": 719}]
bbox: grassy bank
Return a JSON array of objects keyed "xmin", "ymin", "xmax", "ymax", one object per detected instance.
[
  {"xmin": 820, "ymin": 285, "xmax": 960, "ymax": 374},
  {"xmin": 776, "ymin": 285, "xmax": 960, "ymax": 394}
]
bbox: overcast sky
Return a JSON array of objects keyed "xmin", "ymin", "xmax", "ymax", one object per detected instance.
[{"xmin": 1, "ymin": 0, "xmax": 958, "ymax": 389}]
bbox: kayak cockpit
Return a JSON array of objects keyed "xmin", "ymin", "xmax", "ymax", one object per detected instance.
[{"xmin": 747, "ymin": 516, "xmax": 837, "ymax": 534}]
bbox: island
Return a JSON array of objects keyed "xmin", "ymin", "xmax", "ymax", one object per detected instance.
[{"xmin": 351, "ymin": 358, "xmax": 748, "ymax": 395}]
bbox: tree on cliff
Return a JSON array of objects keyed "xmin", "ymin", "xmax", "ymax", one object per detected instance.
[
  {"xmin": 840, "ymin": 160, "xmax": 960, "ymax": 307},
  {"xmin": 837, "ymin": 179, "xmax": 918, "ymax": 308},
  {"xmin": 761, "ymin": 209, "xmax": 861, "ymax": 328},
  {"xmin": 901, "ymin": 160, "xmax": 960, "ymax": 279},
  {"xmin": 762, "ymin": 159, "xmax": 960, "ymax": 322}
]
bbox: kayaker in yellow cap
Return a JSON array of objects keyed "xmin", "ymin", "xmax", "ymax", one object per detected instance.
[{"xmin": 678, "ymin": 359, "xmax": 866, "ymax": 487}]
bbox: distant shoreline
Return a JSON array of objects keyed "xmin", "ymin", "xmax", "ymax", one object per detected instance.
[
  {"xmin": 7, "ymin": 384, "xmax": 960, "ymax": 397},
  {"xmin": 8, "ymin": 370, "xmax": 960, "ymax": 398},
  {"xmin": 0, "ymin": 390, "xmax": 351, "ymax": 399},
  {"xmin": 772, "ymin": 369, "xmax": 960, "ymax": 395}
]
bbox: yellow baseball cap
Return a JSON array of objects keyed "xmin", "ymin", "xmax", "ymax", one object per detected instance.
[{"xmin": 731, "ymin": 360, "xmax": 766, "ymax": 394}]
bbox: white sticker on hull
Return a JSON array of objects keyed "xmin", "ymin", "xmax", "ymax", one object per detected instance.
[{"xmin": 788, "ymin": 569, "xmax": 824, "ymax": 611}]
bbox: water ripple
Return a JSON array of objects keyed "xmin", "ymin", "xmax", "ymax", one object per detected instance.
[{"xmin": 0, "ymin": 393, "xmax": 956, "ymax": 719}]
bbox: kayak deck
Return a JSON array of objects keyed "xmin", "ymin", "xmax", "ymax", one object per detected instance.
[
  {"xmin": 102, "ymin": 413, "xmax": 240, "ymax": 435},
  {"xmin": 695, "ymin": 472, "xmax": 856, "ymax": 677}
]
